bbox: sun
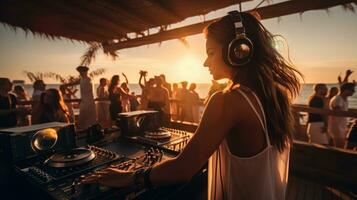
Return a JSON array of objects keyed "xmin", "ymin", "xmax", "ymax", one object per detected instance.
[{"xmin": 170, "ymin": 54, "xmax": 210, "ymax": 83}]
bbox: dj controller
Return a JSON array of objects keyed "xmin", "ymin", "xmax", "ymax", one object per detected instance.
[{"xmin": 0, "ymin": 117, "xmax": 199, "ymax": 200}]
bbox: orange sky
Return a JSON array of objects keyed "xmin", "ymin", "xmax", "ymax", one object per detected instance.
[{"xmin": 0, "ymin": 1, "xmax": 356, "ymax": 84}]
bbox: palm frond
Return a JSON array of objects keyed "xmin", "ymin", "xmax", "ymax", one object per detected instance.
[
  {"xmin": 342, "ymin": 3, "xmax": 355, "ymax": 12},
  {"xmin": 88, "ymin": 68, "xmax": 106, "ymax": 78},
  {"xmin": 23, "ymin": 71, "xmax": 36, "ymax": 82},
  {"xmin": 80, "ymin": 42, "xmax": 102, "ymax": 66},
  {"xmin": 23, "ymin": 71, "xmax": 45, "ymax": 82},
  {"xmin": 44, "ymin": 72, "xmax": 67, "ymax": 83},
  {"xmin": 103, "ymin": 50, "xmax": 119, "ymax": 61}
]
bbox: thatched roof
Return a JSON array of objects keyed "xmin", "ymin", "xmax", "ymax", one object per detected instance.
[
  {"xmin": 0, "ymin": 0, "xmax": 250, "ymax": 43},
  {"xmin": 104, "ymin": 0, "xmax": 357, "ymax": 51},
  {"xmin": 0, "ymin": 0, "xmax": 355, "ymax": 55}
]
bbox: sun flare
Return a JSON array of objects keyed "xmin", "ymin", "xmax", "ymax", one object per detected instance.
[{"xmin": 170, "ymin": 54, "xmax": 210, "ymax": 83}]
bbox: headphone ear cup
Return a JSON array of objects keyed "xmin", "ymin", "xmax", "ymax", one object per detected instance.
[{"xmin": 227, "ymin": 37, "xmax": 254, "ymax": 66}]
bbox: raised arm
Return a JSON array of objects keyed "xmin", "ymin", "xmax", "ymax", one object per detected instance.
[
  {"xmin": 117, "ymin": 86, "xmax": 134, "ymax": 99},
  {"xmin": 139, "ymin": 74, "xmax": 145, "ymax": 89},
  {"xmin": 342, "ymin": 69, "xmax": 353, "ymax": 83},
  {"xmin": 122, "ymin": 73, "xmax": 129, "ymax": 84}
]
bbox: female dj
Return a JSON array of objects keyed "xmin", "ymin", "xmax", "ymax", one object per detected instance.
[{"xmin": 83, "ymin": 11, "xmax": 301, "ymax": 200}]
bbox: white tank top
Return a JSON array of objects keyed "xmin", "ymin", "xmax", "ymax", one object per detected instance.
[{"xmin": 208, "ymin": 88, "xmax": 290, "ymax": 200}]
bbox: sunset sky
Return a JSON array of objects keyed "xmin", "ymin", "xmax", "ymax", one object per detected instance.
[{"xmin": 0, "ymin": 1, "xmax": 356, "ymax": 84}]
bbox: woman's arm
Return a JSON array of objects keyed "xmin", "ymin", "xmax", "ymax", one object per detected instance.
[
  {"xmin": 139, "ymin": 74, "xmax": 145, "ymax": 89},
  {"xmin": 122, "ymin": 73, "xmax": 129, "ymax": 84},
  {"xmin": 150, "ymin": 92, "xmax": 235, "ymax": 184},
  {"xmin": 82, "ymin": 92, "xmax": 237, "ymax": 187},
  {"xmin": 117, "ymin": 86, "xmax": 134, "ymax": 99}
]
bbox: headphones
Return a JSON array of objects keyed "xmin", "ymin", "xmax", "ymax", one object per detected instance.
[{"xmin": 226, "ymin": 11, "xmax": 254, "ymax": 67}]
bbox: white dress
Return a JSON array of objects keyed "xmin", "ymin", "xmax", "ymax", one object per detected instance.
[
  {"xmin": 208, "ymin": 89, "xmax": 290, "ymax": 200},
  {"xmin": 96, "ymin": 85, "xmax": 111, "ymax": 128},
  {"xmin": 78, "ymin": 77, "xmax": 97, "ymax": 130},
  {"xmin": 328, "ymin": 95, "xmax": 348, "ymax": 139}
]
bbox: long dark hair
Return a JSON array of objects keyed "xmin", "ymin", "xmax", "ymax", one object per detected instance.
[
  {"xmin": 37, "ymin": 88, "xmax": 69, "ymax": 123},
  {"xmin": 204, "ymin": 12, "xmax": 302, "ymax": 152},
  {"xmin": 108, "ymin": 75, "xmax": 120, "ymax": 95}
]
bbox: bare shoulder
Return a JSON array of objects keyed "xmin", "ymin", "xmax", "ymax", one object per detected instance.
[
  {"xmin": 207, "ymin": 89, "xmax": 246, "ymax": 108},
  {"xmin": 205, "ymin": 91, "xmax": 239, "ymax": 123}
]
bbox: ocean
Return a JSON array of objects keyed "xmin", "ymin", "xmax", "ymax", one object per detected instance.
[{"xmin": 23, "ymin": 83, "xmax": 357, "ymax": 109}]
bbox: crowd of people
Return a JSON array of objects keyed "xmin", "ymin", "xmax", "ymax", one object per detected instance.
[
  {"xmin": 1, "ymin": 68, "xmax": 356, "ymax": 151},
  {"xmin": 0, "ymin": 66, "xmax": 203, "ymax": 130},
  {"xmin": 307, "ymin": 69, "xmax": 356, "ymax": 149}
]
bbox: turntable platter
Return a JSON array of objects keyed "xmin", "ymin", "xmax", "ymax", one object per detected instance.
[
  {"xmin": 144, "ymin": 130, "xmax": 172, "ymax": 140},
  {"xmin": 45, "ymin": 148, "xmax": 96, "ymax": 168}
]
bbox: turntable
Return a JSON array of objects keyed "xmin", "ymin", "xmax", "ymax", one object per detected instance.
[
  {"xmin": 13, "ymin": 124, "xmax": 124, "ymax": 185},
  {"xmin": 144, "ymin": 129, "xmax": 172, "ymax": 140},
  {"xmin": 45, "ymin": 148, "xmax": 96, "ymax": 168}
]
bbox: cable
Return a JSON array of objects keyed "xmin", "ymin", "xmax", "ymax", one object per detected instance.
[{"xmin": 254, "ymin": 0, "xmax": 266, "ymax": 10}]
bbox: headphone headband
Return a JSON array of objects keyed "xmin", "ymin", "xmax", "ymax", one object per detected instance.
[{"xmin": 228, "ymin": 11, "xmax": 245, "ymax": 37}]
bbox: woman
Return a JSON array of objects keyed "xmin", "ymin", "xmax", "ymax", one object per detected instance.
[
  {"xmin": 96, "ymin": 78, "xmax": 111, "ymax": 128},
  {"xmin": 59, "ymin": 85, "xmax": 75, "ymax": 123},
  {"xmin": 32, "ymin": 88, "xmax": 70, "ymax": 124},
  {"xmin": 83, "ymin": 11, "xmax": 301, "ymax": 200},
  {"xmin": 138, "ymin": 72, "xmax": 154, "ymax": 110},
  {"xmin": 13, "ymin": 85, "xmax": 31, "ymax": 125},
  {"xmin": 188, "ymin": 83, "xmax": 200, "ymax": 123},
  {"xmin": 147, "ymin": 76, "xmax": 170, "ymax": 124},
  {"xmin": 108, "ymin": 75, "xmax": 134, "ymax": 121},
  {"xmin": 0, "ymin": 78, "xmax": 18, "ymax": 128},
  {"xmin": 120, "ymin": 73, "xmax": 131, "ymax": 112}
]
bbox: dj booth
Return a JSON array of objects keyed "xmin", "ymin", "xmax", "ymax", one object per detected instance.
[{"xmin": 0, "ymin": 111, "xmax": 206, "ymax": 200}]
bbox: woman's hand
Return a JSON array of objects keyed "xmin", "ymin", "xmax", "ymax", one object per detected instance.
[{"xmin": 81, "ymin": 168, "xmax": 134, "ymax": 188}]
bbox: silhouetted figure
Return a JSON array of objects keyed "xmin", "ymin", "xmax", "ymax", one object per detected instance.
[
  {"xmin": 139, "ymin": 76, "xmax": 155, "ymax": 110},
  {"xmin": 345, "ymin": 119, "xmax": 357, "ymax": 150},
  {"xmin": 13, "ymin": 85, "xmax": 30, "ymax": 125},
  {"xmin": 108, "ymin": 75, "xmax": 134, "ymax": 121},
  {"xmin": 328, "ymin": 82, "xmax": 356, "ymax": 148},
  {"xmin": 77, "ymin": 66, "xmax": 97, "ymax": 130},
  {"xmin": 108, "ymin": 75, "xmax": 122, "ymax": 121},
  {"xmin": 32, "ymin": 88, "xmax": 70, "ymax": 124},
  {"xmin": 189, "ymin": 83, "xmax": 200, "ymax": 123},
  {"xmin": 31, "ymin": 79, "xmax": 46, "ymax": 123},
  {"xmin": 96, "ymin": 78, "xmax": 110, "ymax": 128},
  {"xmin": 147, "ymin": 76, "xmax": 170, "ymax": 124},
  {"xmin": 326, "ymin": 86, "xmax": 338, "ymax": 108},
  {"xmin": 32, "ymin": 80, "xmax": 46, "ymax": 102},
  {"xmin": 170, "ymin": 83, "xmax": 179, "ymax": 120},
  {"xmin": 178, "ymin": 81, "xmax": 192, "ymax": 122},
  {"xmin": 129, "ymin": 92, "xmax": 140, "ymax": 111},
  {"xmin": 160, "ymin": 74, "xmax": 172, "ymax": 97},
  {"xmin": 306, "ymin": 83, "xmax": 329, "ymax": 145},
  {"xmin": 121, "ymin": 73, "xmax": 130, "ymax": 112},
  {"xmin": 0, "ymin": 78, "xmax": 18, "ymax": 128}
]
